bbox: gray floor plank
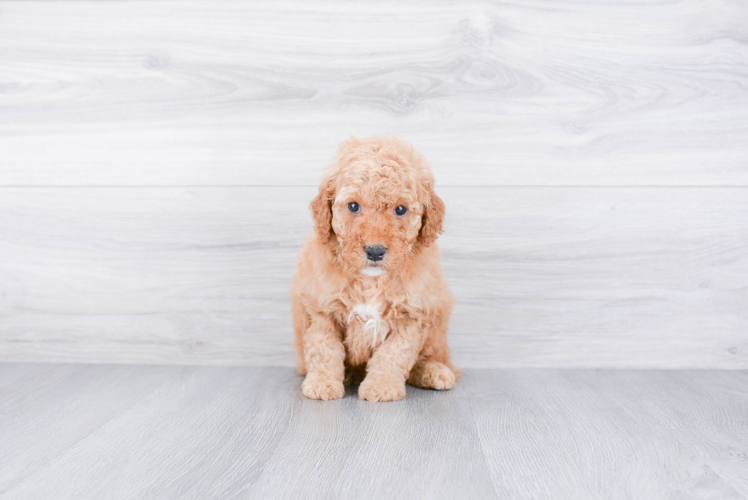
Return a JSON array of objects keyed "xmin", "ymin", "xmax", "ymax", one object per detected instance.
[
  {"xmin": 1, "ymin": 364, "xmax": 747, "ymax": 499},
  {"xmin": 465, "ymin": 370, "xmax": 748, "ymax": 499},
  {"xmin": 0, "ymin": 365, "xmax": 181, "ymax": 494},
  {"xmin": 248, "ymin": 382, "xmax": 497, "ymax": 500},
  {"xmin": 0, "ymin": 366, "xmax": 301, "ymax": 500},
  {"xmin": 0, "ymin": 363, "xmax": 55, "ymax": 394}
]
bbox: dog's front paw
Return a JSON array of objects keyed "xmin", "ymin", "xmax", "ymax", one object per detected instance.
[
  {"xmin": 302, "ymin": 372, "xmax": 345, "ymax": 401},
  {"xmin": 358, "ymin": 377, "xmax": 406, "ymax": 402}
]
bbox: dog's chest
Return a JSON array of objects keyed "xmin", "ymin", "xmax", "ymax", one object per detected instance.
[
  {"xmin": 342, "ymin": 285, "xmax": 393, "ymax": 364},
  {"xmin": 346, "ymin": 302, "xmax": 390, "ymax": 349}
]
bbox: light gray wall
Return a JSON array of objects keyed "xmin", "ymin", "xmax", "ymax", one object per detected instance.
[{"xmin": 1, "ymin": 1, "xmax": 746, "ymax": 368}]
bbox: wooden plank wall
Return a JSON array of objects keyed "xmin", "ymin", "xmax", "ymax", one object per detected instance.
[{"xmin": 1, "ymin": 1, "xmax": 746, "ymax": 368}]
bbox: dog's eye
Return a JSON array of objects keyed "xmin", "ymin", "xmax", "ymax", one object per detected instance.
[
  {"xmin": 395, "ymin": 205, "xmax": 407, "ymax": 216},
  {"xmin": 348, "ymin": 202, "xmax": 360, "ymax": 214}
]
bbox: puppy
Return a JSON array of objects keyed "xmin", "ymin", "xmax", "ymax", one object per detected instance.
[{"xmin": 292, "ymin": 137, "xmax": 457, "ymax": 402}]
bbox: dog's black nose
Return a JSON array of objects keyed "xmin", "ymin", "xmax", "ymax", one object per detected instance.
[{"xmin": 365, "ymin": 245, "xmax": 387, "ymax": 262}]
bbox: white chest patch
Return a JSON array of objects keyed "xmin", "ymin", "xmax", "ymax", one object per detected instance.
[{"xmin": 348, "ymin": 303, "xmax": 390, "ymax": 348}]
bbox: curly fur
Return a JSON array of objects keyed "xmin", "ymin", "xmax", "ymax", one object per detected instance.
[{"xmin": 292, "ymin": 136, "xmax": 457, "ymax": 402}]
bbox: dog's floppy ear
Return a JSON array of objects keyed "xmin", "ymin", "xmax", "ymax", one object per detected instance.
[
  {"xmin": 310, "ymin": 173, "xmax": 336, "ymax": 242},
  {"xmin": 419, "ymin": 190, "xmax": 445, "ymax": 246}
]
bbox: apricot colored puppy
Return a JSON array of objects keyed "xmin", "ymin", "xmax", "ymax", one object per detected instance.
[{"xmin": 292, "ymin": 137, "xmax": 457, "ymax": 402}]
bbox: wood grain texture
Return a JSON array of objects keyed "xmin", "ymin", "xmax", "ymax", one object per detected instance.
[
  {"xmin": 0, "ymin": 186, "xmax": 746, "ymax": 368},
  {"xmin": 465, "ymin": 369, "xmax": 748, "ymax": 499},
  {"xmin": 1, "ymin": 1, "xmax": 747, "ymax": 186},
  {"xmin": 1, "ymin": 363, "xmax": 747, "ymax": 499},
  {"xmin": 1, "ymin": 0, "xmax": 747, "ymax": 368}
]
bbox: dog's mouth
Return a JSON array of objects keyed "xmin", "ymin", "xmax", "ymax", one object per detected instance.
[{"xmin": 361, "ymin": 264, "xmax": 387, "ymax": 277}]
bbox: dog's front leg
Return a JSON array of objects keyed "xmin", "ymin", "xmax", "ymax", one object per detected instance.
[
  {"xmin": 301, "ymin": 314, "xmax": 346, "ymax": 400},
  {"xmin": 359, "ymin": 319, "xmax": 423, "ymax": 402}
]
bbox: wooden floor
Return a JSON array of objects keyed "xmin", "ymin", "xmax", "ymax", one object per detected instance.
[{"xmin": 1, "ymin": 363, "xmax": 746, "ymax": 499}]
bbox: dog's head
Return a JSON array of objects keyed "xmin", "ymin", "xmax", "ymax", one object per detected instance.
[{"xmin": 310, "ymin": 137, "xmax": 445, "ymax": 277}]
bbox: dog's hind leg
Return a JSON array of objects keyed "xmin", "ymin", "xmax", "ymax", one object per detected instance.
[
  {"xmin": 407, "ymin": 360, "xmax": 456, "ymax": 390},
  {"xmin": 407, "ymin": 326, "xmax": 459, "ymax": 390}
]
